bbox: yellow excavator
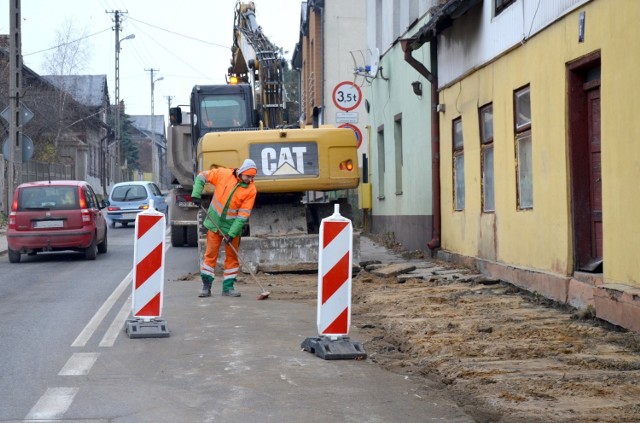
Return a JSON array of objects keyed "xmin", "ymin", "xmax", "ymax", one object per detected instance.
[{"xmin": 167, "ymin": 1, "xmax": 359, "ymax": 270}]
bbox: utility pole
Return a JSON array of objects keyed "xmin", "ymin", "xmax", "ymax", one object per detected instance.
[
  {"xmin": 108, "ymin": 10, "xmax": 132, "ymax": 183},
  {"xmin": 7, "ymin": 0, "xmax": 23, "ymax": 212},
  {"xmin": 146, "ymin": 68, "xmax": 161, "ymax": 116},
  {"xmin": 165, "ymin": 96, "xmax": 174, "ymax": 111}
]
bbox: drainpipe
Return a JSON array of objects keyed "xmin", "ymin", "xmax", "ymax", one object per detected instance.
[{"xmin": 401, "ymin": 38, "xmax": 441, "ymax": 250}]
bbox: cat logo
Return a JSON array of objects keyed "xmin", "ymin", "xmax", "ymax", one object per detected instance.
[{"xmin": 251, "ymin": 142, "xmax": 319, "ymax": 178}]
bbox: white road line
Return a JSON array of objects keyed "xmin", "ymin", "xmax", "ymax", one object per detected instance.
[
  {"xmin": 24, "ymin": 387, "xmax": 78, "ymax": 420},
  {"xmin": 58, "ymin": 352, "xmax": 100, "ymax": 376},
  {"xmin": 99, "ymin": 295, "xmax": 132, "ymax": 347},
  {"xmin": 71, "ymin": 270, "xmax": 132, "ymax": 347},
  {"xmin": 72, "ymin": 234, "xmax": 172, "ymax": 348}
]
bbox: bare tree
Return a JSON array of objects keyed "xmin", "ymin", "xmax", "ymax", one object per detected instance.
[{"xmin": 39, "ymin": 19, "xmax": 93, "ymax": 157}]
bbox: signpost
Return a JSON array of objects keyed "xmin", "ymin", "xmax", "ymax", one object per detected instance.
[{"xmin": 332, "ymin": 81, "xmax": 362, "ymax": 112}]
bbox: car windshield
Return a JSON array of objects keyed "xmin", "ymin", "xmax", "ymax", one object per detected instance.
[
  {"xmin": 111, "ymin": 185, "xmax": 148, "ymax": 201},
  {"xmin": 18, "ymin": 186, "xmax": 79, "ymax": 211}
]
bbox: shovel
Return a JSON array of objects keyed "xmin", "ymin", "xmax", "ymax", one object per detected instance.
[{"xmin": 199, "ymin": 205, "xmax": 270, "ymax": 300}]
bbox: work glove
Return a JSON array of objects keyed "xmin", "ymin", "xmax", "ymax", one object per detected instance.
[
  {"xmin": 224, "ymin": 235, "xmax": 234, "ymax": 244},
  {"xmin": 192, "ymin": 197, "xmax": 202, "ymax": 207}
]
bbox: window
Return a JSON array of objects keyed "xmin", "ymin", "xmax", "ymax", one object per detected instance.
[
  {"xmin": 495, "ymin": 0, "xmax": 516, "ymax": 16},
  {"xmin": 394, "ymin": 114, "xmax": 403, "ymax": 195},
  {"xmin": 514, "ymin": 86, "xmax": 533, "ymax": 209},
  {"xmin": 480, "ymin": 104, "xmax": 495, "ymax": 212},
  {"xmin": 453, "ymin": 118, "xmax": 465, "ymax": 211},
  {"xmin": 377, "ymin": 126, "xmax": 385, "ymax": 200},
  {"xmin": 199, "ymin": 96, "xmax": 246, "ymax": 130}
]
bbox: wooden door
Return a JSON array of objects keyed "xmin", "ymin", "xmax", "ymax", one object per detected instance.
[
  {"xmin": 568, "ymin": 52, "xmax": 602, "ymax": 272},
  {"xmin": 586, "ymin": 83, "xmax": 602, "ymax": 260}
]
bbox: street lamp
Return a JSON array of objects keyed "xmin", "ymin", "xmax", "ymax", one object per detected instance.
[
  {"xmin": 114, "ymin": 32, "xmax": 135, "ymax": 182},
  {"xmin": 149, "ymin": 75, "xmax": 164, "ymax": 186},
  {"xmin": 151, "ymin": 76, "xmax": 164, "ymax": 116}
]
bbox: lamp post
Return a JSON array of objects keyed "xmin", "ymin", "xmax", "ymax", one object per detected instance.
[
  {"xmin": 114, "ymin": 29, "xmax": 135, "ymax": 182},
  {"xmin": 150, "ymin": 75, "xmax": 163, "ymax": 184},
  {"xmin": 151, "ymin": 76, "xmax": 163, "ymax": 116}
]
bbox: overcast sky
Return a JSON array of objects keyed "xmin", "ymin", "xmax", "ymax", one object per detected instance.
[{"xmin": 1, "ymin": 0, "xmax": 303, "ymax": 124}]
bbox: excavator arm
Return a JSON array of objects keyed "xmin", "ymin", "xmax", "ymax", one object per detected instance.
[{"xmin": 229, "ymin": 1, "xmax": 285, "ymax": 128}]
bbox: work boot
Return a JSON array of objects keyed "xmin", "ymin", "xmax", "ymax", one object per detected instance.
[
  {"xmin": 222, "ymin": 289, "xmax": 241, "ymax": 297},
  {"xmin": 198, "ymin": 275, "xmax": 213, "ymax": 297}
]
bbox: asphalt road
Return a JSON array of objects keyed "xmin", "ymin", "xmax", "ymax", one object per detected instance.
[{"xmin": 0, "ymin": 222, "xmax": 473, "ymax": 422}]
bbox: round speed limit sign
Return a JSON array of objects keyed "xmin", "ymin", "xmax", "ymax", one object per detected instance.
[{"xmin": 332, "ymin": 81, "xmax": 362, "ymax": 111}]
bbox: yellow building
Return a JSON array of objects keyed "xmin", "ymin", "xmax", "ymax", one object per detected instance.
[{"xmin": 407, "ymin": 0, "xmax": 640, "ymax": 331}]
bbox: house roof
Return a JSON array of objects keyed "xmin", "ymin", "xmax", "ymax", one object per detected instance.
[
  {"xmin": 130, "ymin": 115, "xmax": 166, "ymax": 140},
  {"xmin": 409, "ymin": 0, "xmax": 482, "ymax": 49},
  {"xmin": 42, "ymin": 75, "xmax": 109, "ymax": 108},
  {"xmin": 0, "ymin": 46, "xmax": 57, "ymax": 92}
]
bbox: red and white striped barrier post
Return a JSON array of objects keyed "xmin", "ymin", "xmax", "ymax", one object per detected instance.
[
  {"xmin": 301, "ymin": 205, "xmax": 366, "ymax": 360},
  {"xmin": 317, "ymin": 205, "xmax": 353, "ymax": 336},
  {"xmin": 125, "ymin": 199, "xmax": 170, "ymax": 338}
]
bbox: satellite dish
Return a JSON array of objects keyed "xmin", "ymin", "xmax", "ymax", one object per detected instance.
[
  {"xmin": 369, "ymin": 48, "xmax": 380, "ymax": 78},
  {"xmin": 2, "ymin": 135, "xmax": 34, "ymax": 163}
]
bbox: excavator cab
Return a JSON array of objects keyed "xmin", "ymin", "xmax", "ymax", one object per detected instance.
[{"xmin": 189, "ymin": 84, "xmax": 256, "ymax": 145}]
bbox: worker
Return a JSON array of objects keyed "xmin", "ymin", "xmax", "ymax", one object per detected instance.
[{"xmin": 191, "ymin": 159, "xmax": 258, "ymax": 298}]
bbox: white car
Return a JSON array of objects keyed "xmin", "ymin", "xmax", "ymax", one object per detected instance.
[{"xmin": 106, "ymin": 181, "xmax": 168, "ymax": 228}]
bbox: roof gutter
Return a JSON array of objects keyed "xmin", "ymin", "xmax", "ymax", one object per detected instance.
[{"xmin": 400, "ymin": 38, "xmax": 440, "ymax": 250}]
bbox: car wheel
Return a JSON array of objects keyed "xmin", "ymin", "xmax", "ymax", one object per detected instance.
[
  {"xmin": 110, "ymin": 221, "xmax": 116, "ymax": 228},
  {"xmin": 85, "ymin": 235, "xmax": 98, "ymax": 260},
  {"xmin": 8, "ymin": 248, "xmax": 21, "ymax": 263},
  {"xmin": 122, "ymin": 222, "xmax": 129, "ymax": 228},
  {"xmin": 97, "ymin": 227, "xmax": 108, "ymax": 254}
]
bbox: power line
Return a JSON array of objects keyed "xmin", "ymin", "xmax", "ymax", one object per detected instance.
[
  {"xmin": 123, "ymin": 18, "xmax": 218, "ymax": 83},
  {"xmin": 126, "ymin": 16, "xmax": 228, "ymax": 50},
  {"xmin": 23, "ymin": 27, "xmax": 112, "ymax": 56}
]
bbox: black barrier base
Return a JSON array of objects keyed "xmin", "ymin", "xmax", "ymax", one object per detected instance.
[
  {"xmin": 301, "ymin": 336, "xmax": 367, "ymax": 360},
  {"xmin": 125, "ymin": 318, "xmax": 170, "ymax": 338}
]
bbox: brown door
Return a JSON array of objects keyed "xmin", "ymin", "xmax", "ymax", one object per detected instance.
[
  {"xmin": 586, "ymin": 84, "xmax": 602, "ymax": 260},
  {"xmin": 568, "ymin": 52, "xmax": 602, "ymax": 272}
]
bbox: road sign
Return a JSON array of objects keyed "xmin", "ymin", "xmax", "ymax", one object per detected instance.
[
  {"xmin": 0, "ymin": 103, "xmax": 34, "ymax": 124},
  {"xmin": 2, "ymin": 135, "xmax": 34, "ymax": 162},
  {"xmin": 339, "ymin": 123, "xmax": 363, "ymax": 149},
  {"xmin": 332, "ymin": 81, "xmax": 362, "ymax": 111},
  {"xmin": 336, "ymin": 112, "xmax": 359, "ymax": 124}
]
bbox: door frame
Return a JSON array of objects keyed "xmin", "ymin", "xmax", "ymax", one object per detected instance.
[{"xmin": 567, "ymin": 50, "xmax": 602, "ymax": 272}]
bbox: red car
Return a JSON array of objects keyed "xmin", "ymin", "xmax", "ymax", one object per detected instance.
[{"xmin": 7, "ymin": 180, "xmax": 108, "ymax": 263}]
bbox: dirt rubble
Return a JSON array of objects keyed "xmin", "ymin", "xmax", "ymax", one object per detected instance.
[{"xmin": 230, "ymin": 239, "xmax": 640, "ymax": 423}]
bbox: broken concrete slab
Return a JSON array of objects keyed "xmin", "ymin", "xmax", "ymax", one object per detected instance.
[
  {"xmin": 360, "ymin": 260, "xmax": 382, "ymax": 268},
  {"xmin": 397, "ymin": 269, "xmax": 441, "ymax": 282},
  {"xmin": 365, "ymin": 263, "xmax": 388, "ymax": 271},
  {"xmin": 371, "ymin": 263, "xmax": 417, "ymax": 277},
  {"xmin": 433, "ymin": 269, "xmax": 470, "ymax": 276}
]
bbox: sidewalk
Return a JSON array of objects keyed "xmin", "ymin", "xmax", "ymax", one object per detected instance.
[{"xmin": 0, "ymin": 228, "xmax": 6, "ymax": 256}]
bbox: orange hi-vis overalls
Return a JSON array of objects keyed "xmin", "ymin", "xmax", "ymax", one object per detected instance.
[{"xmin": 192, "ymin": 167, "xmax": 257, "ymax": 291}]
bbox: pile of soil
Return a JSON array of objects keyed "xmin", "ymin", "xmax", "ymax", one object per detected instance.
[{"xmin": 240, "ymin": 253, "xmax": 640, "ymax": 422}]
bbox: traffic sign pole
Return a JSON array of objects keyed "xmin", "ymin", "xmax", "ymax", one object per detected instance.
[{"xmin": 7, "ymin": 0, "xmax": 24, "ymax": 214}]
